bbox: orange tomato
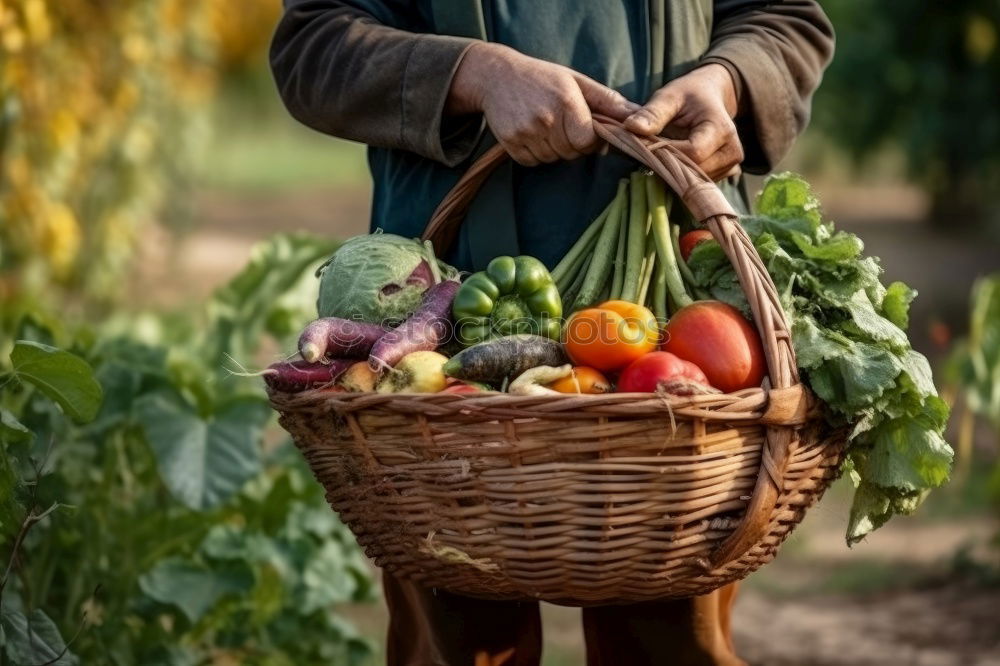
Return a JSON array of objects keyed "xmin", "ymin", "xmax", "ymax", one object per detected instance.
[
  {"xmin": 549, "ymin": 366, "xmax": 612, "ymax": 394},
  {"xmin": 564, "ymin": 300, "xmax": 659, "ymax": 372}
]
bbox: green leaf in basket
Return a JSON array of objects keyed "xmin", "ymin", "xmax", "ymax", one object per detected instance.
[
  {"xmin": 9, "ymin": 340, "xmax": 103, "ymax": 424},
  {"xmin": 135, "ymin": 390, "xmax": 269, "ymax": 510},
  {"xmin": 683, "ymin": 171, "xmax": 952, "ymax": 545},
  {"xmin": 881, "ymin": 281, "xmax": 917, "ymax": 330},
  {"xmin": 860, "ymin": 409, "xmax": 953, "ymax": 493},
  {"xmin": 840, "ymin": 290, "xmax": 910, "ymax": 351}
]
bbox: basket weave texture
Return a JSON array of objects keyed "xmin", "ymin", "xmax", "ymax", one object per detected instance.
[{"xmin": 269, "ymin": 117, "xmax": 847, "ymax": 604}]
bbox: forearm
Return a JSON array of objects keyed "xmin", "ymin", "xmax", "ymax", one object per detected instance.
[
  {"xmin": 269, "ymin": 0, "xmax": 480, "ymax": 165},
  {"xmin": 704, "ymin": 0, "xmax": 835, "ymax": 173}
]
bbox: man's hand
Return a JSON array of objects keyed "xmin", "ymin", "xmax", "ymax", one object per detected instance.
[
  {"xmin": 448, "ymin": 43, "xmax": 639, "ymax": 166},
  {"xmin": 625, "ymin": 64, "xmax": 743, "ymax": 181}
]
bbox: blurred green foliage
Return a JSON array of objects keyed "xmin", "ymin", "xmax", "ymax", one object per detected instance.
[
  {"xmin": 946, "ymin": 275, "xmax": 1000, "ymax": 428},
  {"xmin": 945, "ymin": 274, "xmax": 1000, "ymax": 501},
  {"xmin": 0, "ymin": 234, "xmax": 377, "ymax": 665},
  {"xmin": 199, "ymin": 75, "xmax": 369, "ymax": 193},
  {"xmin": 815, "ymin": 1, "xmax": 1000, "ymax": 227}
]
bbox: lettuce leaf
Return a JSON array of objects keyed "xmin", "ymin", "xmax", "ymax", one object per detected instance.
[{"xmin": 688, "ymin": 172, "xmax": 953, "ymax": 545}]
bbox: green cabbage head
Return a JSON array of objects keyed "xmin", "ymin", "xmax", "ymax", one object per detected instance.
[{"xmin": 316, "ymin": 233, "xmax": 457, "ymax": 325}]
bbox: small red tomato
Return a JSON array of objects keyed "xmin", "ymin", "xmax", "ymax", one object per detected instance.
[
  {"xmin": 662, "ymin": 301, "xmax": 766, "ymax": 393},
  {"xmin": 441, "ymin": 381, "xmax": 488, "ymax": 394},
  {"xmin": 679, "ymin": 230, "xmax": 715, "ymax": 261},
  {"xmin": 617, "ymin": 351, "xmax": 712, "ymax": 394}
]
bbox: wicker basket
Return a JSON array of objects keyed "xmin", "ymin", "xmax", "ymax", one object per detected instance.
[{"xmin": 269, "ymin": 117, "xmax": 847, "ymax": 605}]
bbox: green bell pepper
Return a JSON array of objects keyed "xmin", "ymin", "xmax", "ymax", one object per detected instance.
[{"xmin": 452, "ymin": 256, "xmax": 562, "ymax": 345}]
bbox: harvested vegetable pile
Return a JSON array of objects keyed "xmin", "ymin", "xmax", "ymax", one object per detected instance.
[
  {"xmin": 267, "ymin": 172, "xmax": 951, "ymax": 546},
  {"xmin": 685, "ymin": 174, "xmax": 953, "ymax": 544}
]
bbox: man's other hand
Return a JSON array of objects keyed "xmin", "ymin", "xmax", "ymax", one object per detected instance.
[
  {"xmin": 447, "ymin": 42, "xmax": 639, "ymax": 166},
  {"xmin": 625, "ymin": 64, "xmax": 743, "ymax": 181}
]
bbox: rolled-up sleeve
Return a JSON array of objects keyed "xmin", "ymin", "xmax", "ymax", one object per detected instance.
[
  {"xmin": 702, "ymin": 0, "xmax": 835, "ymax": 173},
  {"xmin": 270, "ymin": 0, "xmax": 483, "ymax": 166}
]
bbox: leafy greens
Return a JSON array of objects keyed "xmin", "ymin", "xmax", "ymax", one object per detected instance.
[{"xmin": 687, "ymin": 173, "xmax": 953, "ymax": 544}]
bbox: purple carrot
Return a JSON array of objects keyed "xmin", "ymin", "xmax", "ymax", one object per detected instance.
[
  {"xmin": 298, "ymin": 318, "xmax": 388, "ymax": 363},
  {"xmin": 263, "ymin": 358, "xmax": 353, "ymax": 392},
  {"xmin": 368, "ymin": 280, "xmax": 460, "ymax": 371}
]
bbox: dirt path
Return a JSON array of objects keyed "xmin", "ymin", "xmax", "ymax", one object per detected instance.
[
  {"xmin": 733, "ymin": 583, "xmax": 1000, "ymax": 666},
  {"xmin": 534, "ymin": 514, "xmax": 1000, "ymax": 666}
]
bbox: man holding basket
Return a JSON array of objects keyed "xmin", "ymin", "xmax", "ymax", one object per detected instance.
[{"xmin": 271, "ymin": 1, "xmax": 833, "ymax": 663}]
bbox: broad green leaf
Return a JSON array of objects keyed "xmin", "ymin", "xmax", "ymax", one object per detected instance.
[
  {"xmin": 790, "ymin": 229, "xmax": 863, "ymax": 262},
  {"xmin": 842, "ymin": 290, "xmax": 909, "ymax": 350},
  {"xmin": 283, "ymin": 502, "xmax": 340, "ymax": 541},
  {"xmin": 685, "ymin": 240, "xmax": 728, "ymax": 286},
  {"xmin": 92, "ymin": 339, "xmax": 169, "ymax": 425},
  {"xmin": 898, "ymin": 349, "xmax": 937, "ymax": 398},
  {"xmin": 139, "ymin": 557, "xmax": 254, "ymax": 622},
  {"xmin": 862, "ymin": 415, "xmax": 953, "ymax": 492},
  {"xmin": 0, "ymin": 453, "xmax": 23, "ymax": 532},
  {"xmin": 136, "ymin": 391, "xmax": 269, "ymax": 510},
  {"xmin": 250, "ymin": 563, "xmax": 286, "ymax": 626},
  {"xmin": 10, "ymin": 341, "xmax": 102, "ymax": 424},
  {"xmin": 792, "ymin": 315, "xmax": 902, "ymax": 412},
  {"xmin": 846, "ymin": 480, "xmax": 892, "ymax": 545},
  {"xmin": 881, "ymin": 281, "xmax": 917, "ymax": 330},
  {"xmin": 299, "ymin": 541, "xmax": 357, "ymax": 612},
  {"xmin": 0, "ymin": 606, "xmax": 79, "ymax": 665},
  {"xmin": 201, "ymin": 524, "xmax": 275, "ymax": 564},
  {"xmin": 791, "ymin": 315, "xmax": 849, "ymax": 369},
  {"xmin": 0, "ymin": 408, "xmax": 31, "ymax": 443},
  {"xmin": 753, "ymin": 173, "xmax": 823, "ymax": 232}
]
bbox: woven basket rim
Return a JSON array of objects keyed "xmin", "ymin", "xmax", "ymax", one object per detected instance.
[{"xmin": 268, "ymin": 383, "xmax": 821, "ymax": 428}]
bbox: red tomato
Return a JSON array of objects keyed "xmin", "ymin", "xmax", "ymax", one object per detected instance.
[
  {"xmin": 662, "ymin": 301, "xmax": 766, "ymax": 393},
  {"xmin": 617, "ymin": 352, "xmax": 711, "ymax": 393},
  {"xmin": 441, "ymin": 381, "xmax": 487, "ymax": 394},
  {"xmin": 679, "ymin": 230, "xmax": 715, "ymax": 261}
]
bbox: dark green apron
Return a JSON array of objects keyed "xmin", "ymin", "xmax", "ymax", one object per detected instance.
[{"xmin": 367, "ymin": 0, "xmax": 749, "ymax": 272}]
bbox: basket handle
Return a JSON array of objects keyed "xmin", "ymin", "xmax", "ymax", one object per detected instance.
[{"xmin": 421, "ymin": 115, "xmax": 802, "ymax": 571}]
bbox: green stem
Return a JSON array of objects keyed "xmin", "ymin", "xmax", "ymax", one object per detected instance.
[
  {"xmin": 423, "ymin": 240, "xmax": 442, "ymax": 284},
  {"xmin": 551, "ymin": 197, "xmax": 614, "ymax": 284},
  {"xmin": 610, "ymin": 202, "xmax": 629, "ymax": 299},
  {"xmin": 597, "ymin": 281, "xmax": 611, "ymax": 303},
  {"xmin": 646, "ymin": 175, "xmax": 693, "ymax": 312},
  {"xmin": 652, "ymin": 263, "xmax": 668, "ymax": 323},
  {"xmin": 573, "ymin": 180, "xmax": 627, "ymax": 310},
  {"xmin": 561, "ymin": 253, "xmax": 593, "ymax": 311},
  {"xmin": 555, "ymin": 236, "xmax": 596, "ymax": 293},
  {"xmin": 621, "ymin": 172, "xmax": 649, "ymax": 303},
  {"xmin": 636, "ymin": 230, "xmax": 657, "ymax": 305}
]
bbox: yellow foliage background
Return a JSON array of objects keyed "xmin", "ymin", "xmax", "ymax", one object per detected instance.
[{"xmin": 0, "ymin": 0, "xmax": 280, "ymax": 299}]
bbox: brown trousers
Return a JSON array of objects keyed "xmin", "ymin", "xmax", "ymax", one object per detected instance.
[{"xmin": 384, "ymin": 573, "xmax": 745, "ymax": 666}]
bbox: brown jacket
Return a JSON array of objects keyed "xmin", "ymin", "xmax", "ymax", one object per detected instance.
[{"xmin": 270, "ymin": 0, "xmax": 834, "ymax": 172}]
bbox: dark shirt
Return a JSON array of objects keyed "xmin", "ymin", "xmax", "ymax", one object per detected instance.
[{"xmin": 270, "ymin": 0, "xmax": 834, "ymax": 270}]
